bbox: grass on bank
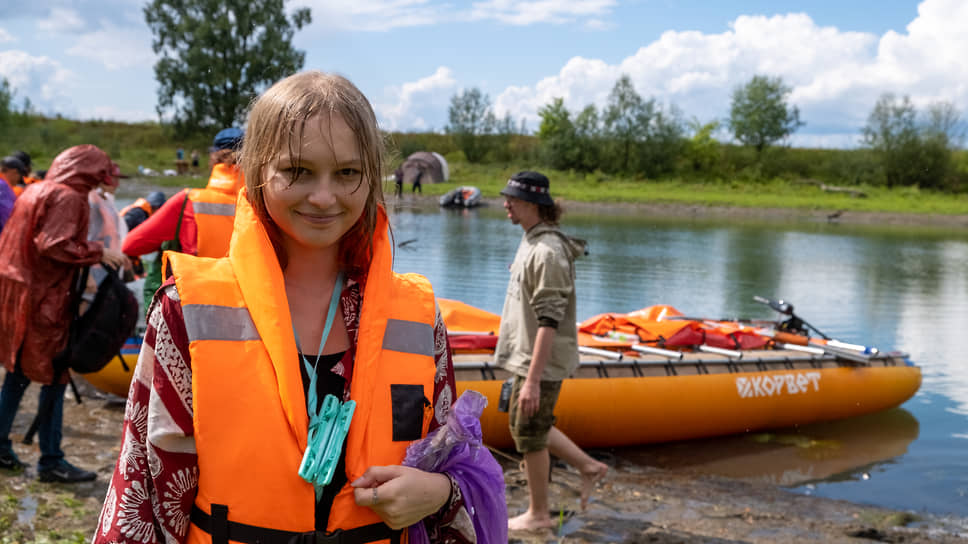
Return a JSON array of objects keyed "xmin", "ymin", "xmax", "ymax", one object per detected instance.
[
  {"xmin": 127, "ymin": 161, "xmax": 968, "ymax": 217},
  {"xmin": 5, "ymin": 114, "xmax": 966, "ymax": 216},
  {"xmin": 428, "ymin": 162, "xmax": 968, "ymax": 216}
]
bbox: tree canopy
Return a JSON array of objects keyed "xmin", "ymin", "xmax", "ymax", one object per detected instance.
[
  {"xmin": 0, "ymin": 78, "xmax": 13, "ymax": 126},
  {"xmin": 729, "ymin": 75, "xmax": 803, "ymax": 153},
  {"xmin": 144, "ymin": 0, "xmax": 311, "ymax": 134},
  {"xmin": 446, "ymin": 88, "xmax": 496, "ymax": 163},
  {"xmin": 861, "ymin": 93, "xmax": 960, "ymax": 189}
]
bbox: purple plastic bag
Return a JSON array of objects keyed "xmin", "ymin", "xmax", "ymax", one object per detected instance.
[{"xmin": 403, "ymin": 390, "xmax": 508, "ymax": 544}]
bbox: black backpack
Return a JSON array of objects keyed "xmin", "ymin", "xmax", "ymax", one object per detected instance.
[
  {"xmin": 25, "ymin": 265, "xmax": 140, "ymax": 446},
  {"xmin": 55, "ymin": 265, "xmax": 139, "ymax": 374}
]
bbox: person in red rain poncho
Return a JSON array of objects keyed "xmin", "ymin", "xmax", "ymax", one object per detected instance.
[{"xmin": 0, "ymin": 144, "xmax": 127, "ymax": 482}]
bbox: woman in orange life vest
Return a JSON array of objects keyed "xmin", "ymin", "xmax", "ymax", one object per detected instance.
[{"xmin": 95, "ymin": 71, "xmax": 501, "ymax": 543}]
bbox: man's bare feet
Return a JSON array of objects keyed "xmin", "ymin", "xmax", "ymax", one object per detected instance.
[
  {"xmin": 580, "ymin": 461, "xmax": 609, "ymax": 510},
  {"xmin": 508, "ymin": 511, "xmax": 553, "ymax": 531}
]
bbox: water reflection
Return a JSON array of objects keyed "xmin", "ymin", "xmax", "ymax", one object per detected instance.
[
  {"xmin": 111, "ymin": 192, "xmax": 967, "ymax": 515},
  {"xmin": 613, "ymin": 408, "xmax": 919, "ymax": 487},
  {"xmin": 388, "ymin": 205, "xmax": 968, "ymax": 515}
]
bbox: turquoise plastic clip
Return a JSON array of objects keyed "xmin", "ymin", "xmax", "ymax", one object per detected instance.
[
  {"xmin": 298, "ymin": 394, "xmax": 338, "ymax": 482},
  {"xmin": 298, "ymin": 394, "xmax": 356, "ymax": 495},
  {"xmin": 316, "ymin": 399, "xmax": 356, "ymax": 488}
]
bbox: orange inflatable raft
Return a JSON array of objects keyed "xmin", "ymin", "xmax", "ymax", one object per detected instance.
[
  {"xmin": 445, "ymin": 299, "xmax": 921, "ymax": 449},
  {"xmin": 79, "ymin": 299, "xmax": 922, "ymax": 449}
]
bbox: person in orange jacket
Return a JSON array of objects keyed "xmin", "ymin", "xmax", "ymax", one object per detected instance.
[
  {"xmin": 12, "ymin": 151, "xmax": 43, "ymax": 187},
  {"xmin": 0, "ymin": 156, "xmax": 27, "ymax": 197},
  {"xmin": 122, "ymin": 128, "xmax": 245, "ymax": 313},
  {"xmin": 96, "ymin": 70, "xmax": 505, "ymax": 543}
]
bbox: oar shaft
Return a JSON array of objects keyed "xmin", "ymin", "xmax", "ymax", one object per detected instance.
[
  {"xmin": 698, "ymin": 345, "xmax": 743, "ymax": 359},
  {"xmin": 780, "ymin": 343, "xmax": 826, "ymax": 355},
  {"xmin": 578, "ymin": 346, "xmax": 623, "ymax": 360},
  {"xmin": 631, "ymin": 344, "xmax": 683, "ymax": 360},
  {"xmin": 827, "ymin": 339, "xmax": 879, "ymax": 354},
  {"xmin": 809, "ymin": 341, "xmax": 872, "ymax": 364}
]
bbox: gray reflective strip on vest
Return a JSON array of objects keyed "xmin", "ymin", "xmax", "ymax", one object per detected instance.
[
  {"xmin": 382, "ymin": 318, "xmax": 434, "ymax": 356},
  {"xmin": 182, "ymin": 304, "xmax": 260, "ymax": 342},
  {"xmin": 192, "ymin": 202, "xmax": 236, "ymax": 216}
]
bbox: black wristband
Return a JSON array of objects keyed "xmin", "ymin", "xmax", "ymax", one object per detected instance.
[{"xmin": 537, "ymin": 316, "xmax": 559, "ymax": 329}]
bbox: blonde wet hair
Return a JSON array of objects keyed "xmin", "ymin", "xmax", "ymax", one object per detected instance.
[{"xmin": 240, "ymin": 70, "xmax": 386, "ymax": 275}]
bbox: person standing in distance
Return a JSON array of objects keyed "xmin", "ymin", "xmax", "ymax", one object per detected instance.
[{"xmin": 495, "ymin": 171, "xmax": 608, "ymax": 531}]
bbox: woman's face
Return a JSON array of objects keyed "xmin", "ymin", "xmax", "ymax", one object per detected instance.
[{"xmin": 262, "ymin": 114, "xmax": 370, "ymax": 255}]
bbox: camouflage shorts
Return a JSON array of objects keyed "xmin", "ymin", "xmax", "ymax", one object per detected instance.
[{"xmin": 507, "ymin": 375, "xmax": 562, "ymax": 453}]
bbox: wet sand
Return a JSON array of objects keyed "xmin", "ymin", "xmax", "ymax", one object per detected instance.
[{"xmin": 1, "ymin": 377, "xmax": 966, "ymax": 542}]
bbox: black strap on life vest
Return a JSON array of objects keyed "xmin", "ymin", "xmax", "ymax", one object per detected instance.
[{"xmin": 191, "ymin": 504, "xmax": 401, "ymax": 544}]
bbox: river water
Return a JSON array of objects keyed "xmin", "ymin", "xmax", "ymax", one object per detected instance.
[
  {"xmin": 114, "ymin": 190, "xmax": 968, "ymax": 517},
  {"xmin": 386, "ymin": 201, "xmax": 968, "ymax": 518}
]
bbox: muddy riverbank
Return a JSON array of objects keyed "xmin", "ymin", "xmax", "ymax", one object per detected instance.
[
  {"xmin": 467, "ymin": 195, "xmax": 968, "ymax": 230},
  {"xmin": 117, "ymin": 180, "xmax": 968, "ymax": 231},
  {"xmin": 1, "ymin": 377, "xmax": 966, "ymax": 543}
]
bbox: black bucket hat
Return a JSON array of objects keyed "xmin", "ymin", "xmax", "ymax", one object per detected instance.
[{"xmin": 500, "ymin": 171, "xmax": 554, "ymax": 206}]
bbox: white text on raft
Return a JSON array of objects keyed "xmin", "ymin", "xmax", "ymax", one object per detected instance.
[{"xmin": 735, "ymin": 372, "xmax": 821, "ymax": 399}]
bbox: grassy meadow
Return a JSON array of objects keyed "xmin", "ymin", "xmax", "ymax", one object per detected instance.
[{"xmin": 4, "ymin": 115, "xmax": 968, "ymax": 217}]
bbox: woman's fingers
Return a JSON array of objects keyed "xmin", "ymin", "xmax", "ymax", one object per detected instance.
[{"xmin": 351, "ymin": 466, "xmax": 451, "ymax": 529}]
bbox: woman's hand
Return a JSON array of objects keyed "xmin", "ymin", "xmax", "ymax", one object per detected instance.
[{"xmin": 351, "ymin": 466, "xmax": 451, "ymax": 529}]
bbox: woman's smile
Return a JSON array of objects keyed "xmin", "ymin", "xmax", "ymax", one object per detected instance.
[{"xmin": 262, "ymin": 113, "xmax": 370, "ymax": 255}]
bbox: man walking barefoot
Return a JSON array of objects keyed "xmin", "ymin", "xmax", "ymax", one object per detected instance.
[{"xmin": 495, "ymin": 171, "xmax": 608, "ymax": 531}]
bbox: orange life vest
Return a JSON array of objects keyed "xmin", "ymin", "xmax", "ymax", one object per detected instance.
[
  {"xmin": 23, "ymin": 175, "xmax": 42, "ymax": 186},
  {"xmin": 166, "ymin": 192, "xmax": 437, "ymax": 543},
  {"xmin": 187, "ymin": 163, "xmax": 245, "ymax": 258},
  {"xmin": 118, "ymin": 197, "xmax": 153, "ymax": 220},
  {"xmin": 2, "ymin": 175, "xmax": 23, "ymax": 197}
]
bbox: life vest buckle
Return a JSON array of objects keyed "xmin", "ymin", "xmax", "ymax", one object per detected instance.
[{"xmin": 287, "ymin": 528, "xmax": 346, "ymax": 544}]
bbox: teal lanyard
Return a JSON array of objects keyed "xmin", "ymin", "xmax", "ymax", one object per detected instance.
[
  {"xmin": 293, "ymin": 272, "xmax": 343, "ymax": 418},
  {"xmin": 292, "ymin": 273, "xmax": 356, "ymax": 498}
]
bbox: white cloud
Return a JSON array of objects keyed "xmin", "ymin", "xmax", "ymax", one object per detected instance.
[
  {"xmin": 0, "ymin": 50, "xmax": 78, "ymax": 113},
  {"xmin": 375, "ymin": 66, "xmax": 457, "ymax": 131},
  {"xmin": 492, "ymin": 0, "xmax": 968, "ymax": 147},
  {"xmin": 469, "ymin": 0, "xmax": 616, "ymax": 26},
  {"xmin": 66, "ymin": 20, "xmax": 154, "ymax": 70},
  {"xmin": 584, "ymin": 19, "xmax": 611, "ymax": 31},
  {"xmin": 0, "ymin": 27, "xmax": 14, "ymax": 43},
  {"xmin": 37, "ymin": 7, "xmax": 85, "ymax": 34},
  {"xmin": 301, "ymin": 0, "xmax": 441, "ymax": 32}
]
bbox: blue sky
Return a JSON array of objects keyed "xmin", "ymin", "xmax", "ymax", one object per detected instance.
[{"xmin": 0, "ymin": 0, "xmax": 963, "ymax": 148}]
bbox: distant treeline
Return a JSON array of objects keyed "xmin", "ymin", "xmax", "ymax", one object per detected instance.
[
  {"xmin": 417, "ymin": 75, "xmax": 968, "ymax": 193},
  {"xmin": 4, "ymin": 75, "xmax": 966, "ymax": 192},
  {"xmin": 390, "ymin": 130, "xmax": 968, "ymax": 193}
]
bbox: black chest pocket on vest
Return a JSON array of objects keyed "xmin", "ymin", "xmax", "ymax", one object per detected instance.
[{"xmin": 390, "ymin": 384, "xmax": 429, "ymax": 441}]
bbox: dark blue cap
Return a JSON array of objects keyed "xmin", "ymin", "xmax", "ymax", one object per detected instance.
[
  {"xmin": 146, "ymin": 191, "xmax": 167, "ymax": 210},
  {"xmin": 210, "ymin": 127, "xmax": 244, "ymax": 152}
]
